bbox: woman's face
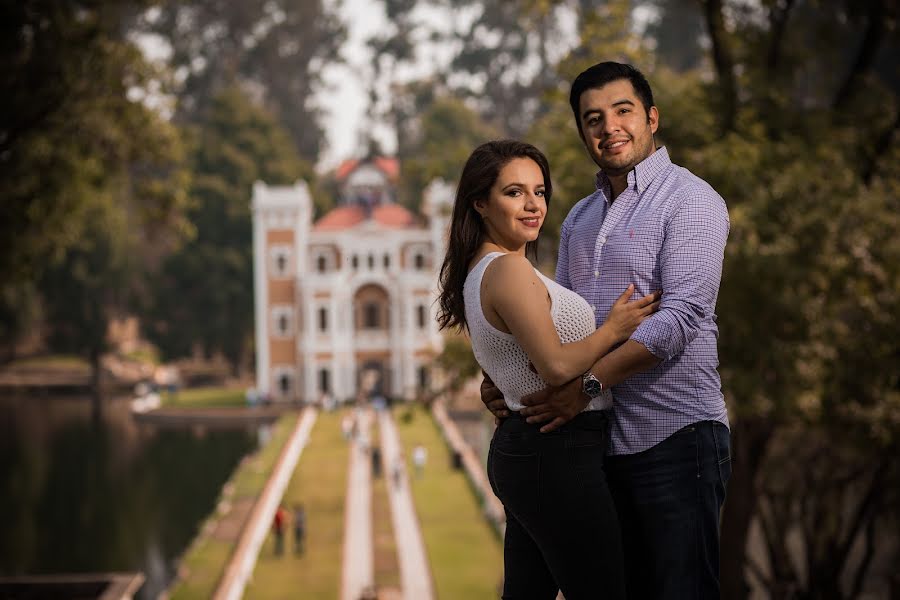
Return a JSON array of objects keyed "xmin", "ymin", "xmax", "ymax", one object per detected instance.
[{"xmin": 474, "ymin": 157, "xmax": 547, "ymax": 252}]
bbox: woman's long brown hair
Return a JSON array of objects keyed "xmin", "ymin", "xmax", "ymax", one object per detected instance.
[{"xmin": 436, "ymin": 139, "xmax": 553, "ymax": 332}]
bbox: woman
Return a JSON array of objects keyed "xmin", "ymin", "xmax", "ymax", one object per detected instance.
[{"xmin": 437, "ymin": 140, "xmax": 658, "ymax": 599}]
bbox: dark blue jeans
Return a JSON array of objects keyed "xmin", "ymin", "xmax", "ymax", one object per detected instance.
[
  {"xmin": 604, "ymin": 421, "xmax": 731, "ymax": 600},
  {"xmin": 488, "ymin": 411, "xmax": 626, "ymax": 600}
]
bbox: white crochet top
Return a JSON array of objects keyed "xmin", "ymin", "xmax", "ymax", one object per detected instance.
[{"xmin": 464, "ymin": 252, "xmax": 613, "ymax": 412}]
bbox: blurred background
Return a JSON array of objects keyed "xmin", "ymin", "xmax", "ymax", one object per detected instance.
[{"xmin": 1, "ymin": 0, "xmax": 898, "ymax": 599}]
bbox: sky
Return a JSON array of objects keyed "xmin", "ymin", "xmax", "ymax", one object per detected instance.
[
  {"xmin": 134, "ymin": 0, "xmax": 583, "ymax": 174},
  {"xmin": 315, "ymin": 0, "xmax": 390, "ymax": 172},
  {"xmin": 315, "ymin": 0, "xmax": 469, "ymax": 173}
]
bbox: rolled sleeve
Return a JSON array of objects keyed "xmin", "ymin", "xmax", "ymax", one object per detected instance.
[{"xmin": 632, "ymin": 189, "xmax": 729, "ymax": 360}]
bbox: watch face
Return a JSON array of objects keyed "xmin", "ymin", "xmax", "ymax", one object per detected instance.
[{"xmin": 584, "ymin": 378, "xmax": 603, "ymax": 397}]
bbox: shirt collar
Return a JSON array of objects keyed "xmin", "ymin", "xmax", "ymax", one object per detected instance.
[{"xmin": 594, "ymin": 146, "xmax": 672, "ymax": 195}]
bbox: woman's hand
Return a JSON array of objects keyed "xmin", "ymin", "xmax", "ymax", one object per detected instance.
[{"xmin": 603, "ymin": 285, "xmax": 661, "ymax": 342}]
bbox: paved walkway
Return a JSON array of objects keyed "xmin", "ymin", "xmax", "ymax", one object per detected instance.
[
  {"xmin": 213, "ymin": 407, "xmax": 318, "ymax": 600},
  {"xmin": 378, "ymin": 409, "xmax": 436, "ymax": 600},
  {"xmin": 341, "ymin": 408, "xmax": 374, "ymax": 600}
]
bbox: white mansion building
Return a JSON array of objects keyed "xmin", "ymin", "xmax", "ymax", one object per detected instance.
[{"xmin": 251, "ymin": 157, "xmax": 453, "ymax": 403}]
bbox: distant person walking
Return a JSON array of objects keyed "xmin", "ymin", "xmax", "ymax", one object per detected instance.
[
  {"xmin": 371, "ymin": 445, "xmax": 383, "ymax": 478},
  {"xmin": 273, "ymin": 505, "xmax": 288, "ymax": 556},
  {"xmin": 342, "ymin": 414, "xmax": 354, "ymax": 441},
  {"xmin": 412, "ymin": 444, "xmax": 427, "ymax": 479},
  {"xmin": 293, "ymin": 504, "xmax": 306, "ymax": 555}
]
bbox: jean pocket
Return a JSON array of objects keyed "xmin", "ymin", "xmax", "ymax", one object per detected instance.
[{"xmin": 490, "ymin": 445, "xmax": 540, "ymax": 505}]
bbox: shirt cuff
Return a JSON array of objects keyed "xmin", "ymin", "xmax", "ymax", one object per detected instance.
[{"xmin": 631, "ymin": 317, "xmax": 679, "ymax": 361}]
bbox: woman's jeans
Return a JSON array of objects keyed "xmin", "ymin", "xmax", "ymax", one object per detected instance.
[
  {"xmin": 604, "ymin": 420, "xmax": 731, "ymax": 599},
  {"xmin": 488, "ymin": 411, "xmax": 626, "ymax": 600}
]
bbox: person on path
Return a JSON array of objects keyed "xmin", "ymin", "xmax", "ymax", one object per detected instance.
[
  {"xmin": 272, "ymin": 505, "xmax": 288, "ymax": 556},
  {"xmin": 481, "ymin": 61, "xmax": 732, "ymax": 599},
  {"xmin": 412, "ymin": 444, "xmax": 427, "ymax": 479},
  {"xmin": 438, "ymin": 139, "xmax": 659, "ymax": 598},
  {"xmin": 293, "ymin": 503, "xmax": 306, "ymax": 555}
]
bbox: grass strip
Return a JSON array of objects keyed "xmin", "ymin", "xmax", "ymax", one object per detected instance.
[
  {"xmin": 243, "ymin": 409, "xmax": 350, "ymax": 600},
  {"xmin": 169, "ymin": 413, "xmax": 297, "ymax": 600},
  {"xmin": 163, "ymin": 386, "xmax": 246, "ymax": 408},
  {"xmin": 395, "ymin": 404, "xmax": 503, "ymax": 599}
]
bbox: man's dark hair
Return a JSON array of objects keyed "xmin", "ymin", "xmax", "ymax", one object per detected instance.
[{"xmin": 569, "ymin": 62, "xmax": 655, "ymax": 136}]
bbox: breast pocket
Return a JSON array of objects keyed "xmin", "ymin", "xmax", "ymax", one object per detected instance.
[{"xmin": 602, "ymin": 227, "xmax": 662, "ymax": 291}]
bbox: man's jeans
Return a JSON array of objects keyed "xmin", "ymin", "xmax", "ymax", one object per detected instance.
[
  {"xmin": 488, "ymin": 411, "xmax": 626, "ymax": 600},
  {"xmin": 604, "ymin": 420, "xmax": 731, "ymax": 599}
]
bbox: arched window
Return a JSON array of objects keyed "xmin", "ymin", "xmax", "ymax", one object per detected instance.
[
  {"xmin": 317, "ymin": 255, "xmax": 327, "ymax": 273},
  {"xmin": 383, "ymin": 254, "xmax": 390, "ymax": 268},
  {"xmin": 414, "ymin": 253, "xmax": 425, "ymax": 270},
  {"xmin": 367, "ymin": 254, "xmax": 375, "ymax": 269},
  {"xmin": 318, "ymin": 307, "xmax": 328, "ymax": 332},
  {"xmin": 352, "ymin": 255, "xmax": 359, "ymax": 269},
  {"xmin": 318, "ymin": 369, "xmax": 330, "ymax": 393}
]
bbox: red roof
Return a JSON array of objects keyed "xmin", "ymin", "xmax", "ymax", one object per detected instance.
[
  {"xmin": 313, "ymin": 206, "xmax": 365, "ymax": 230},
  {"xmin": 334, "ymin": 157, "xmax": 400, "ymax": 181},
  {"xmin": 313, "ymin": 203, "xmax": 417, "ymax": 231}
]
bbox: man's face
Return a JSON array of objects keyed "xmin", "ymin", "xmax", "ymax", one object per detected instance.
[{"xmin": 577, "ymin": 79, "xmax": 659, "ymax": 176}]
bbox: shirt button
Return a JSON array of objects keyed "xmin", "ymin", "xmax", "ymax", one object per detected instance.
[
  {"xmin": 599, "ymin": 235, "xmax": 607, "ymax": 244},
  {"xmin": 590, "ymin": 304, "xmax": 596, "ymax": 311},
  {"xmin": 593, "ymin": 271, "xmax": 600, "ymax": 278}
]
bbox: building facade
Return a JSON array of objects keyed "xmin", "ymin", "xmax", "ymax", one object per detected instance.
[{"xmin": 251, "ymin": 158, "xmax": 453, "ymax": 403}]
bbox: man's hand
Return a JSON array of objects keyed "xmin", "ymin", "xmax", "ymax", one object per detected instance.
[
  {"xmin": 480, "ymin": 371, "xmax": 509, "ymax": 423},
  {"xmin": 519, "ymin": 377, "xmax": 588, "ymax": 433}
]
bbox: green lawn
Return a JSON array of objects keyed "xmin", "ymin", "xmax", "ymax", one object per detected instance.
[
  {"xmin": 244, "ymin": 409, "xmax": 350, "ymax": 600},
  {"xmin": 164, "ymin": 386, "xmax": 247, "ymax": 408},
  {"xmin": 395, "ymin": 404, "xmax": 504, "ymax": 599},
  {"xmin": 169, "ymin": 413, "xmax": 298, "ymax": 600}
]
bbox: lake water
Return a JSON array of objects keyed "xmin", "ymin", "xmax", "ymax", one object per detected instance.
[{"xmin": 0, "ymin": 393, "xmax": 258, "ymax": 599}]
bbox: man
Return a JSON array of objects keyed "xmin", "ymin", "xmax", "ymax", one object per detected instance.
[{"xmin": 481, "ymin": 62, "xmax": 731, "ymax": 598}]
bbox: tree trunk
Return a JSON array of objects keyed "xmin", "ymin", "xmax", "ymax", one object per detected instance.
[
  {"xmin": 720, "ymin": 416, "xmax": 775, "ymax": 600},
  {"xmin": 766, "ymin": 0, "xmax": 796, "ymax": 75},
  {"xmin": 832, "ymin": 0, "xmax": 887, "ymax": 110},
  {"xmin": 700, "ymin": 0, "xmax": 738, "ymax": 133},
  {"xmin": 90, "ymin": 347, "xmax": 104, "ymax": 424}
]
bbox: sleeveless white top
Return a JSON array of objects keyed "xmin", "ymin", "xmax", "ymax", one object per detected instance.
[{"xmin": 463, "ymin": 252, "xmax": 613, "ymax": 412}]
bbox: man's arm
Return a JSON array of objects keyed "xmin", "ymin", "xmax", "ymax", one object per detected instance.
[{"xmin": 521, "ymin": 190, "xmax": 729, "ymax": 432}]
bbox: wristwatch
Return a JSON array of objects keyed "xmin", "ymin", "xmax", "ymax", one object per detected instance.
[{"xmin": 582, "ymin": 372, "xmax": 605, "ymax": 399}]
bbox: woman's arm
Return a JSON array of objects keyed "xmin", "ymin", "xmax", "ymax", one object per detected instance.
[{"xmin": 482, "ymin": 254, "xmax": 657, "ymax": 387}]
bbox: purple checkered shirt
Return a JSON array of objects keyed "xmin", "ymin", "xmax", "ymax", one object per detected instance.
[{"xmin": 556, "ymin": 147, "xmax": 730, "ymax": 455}]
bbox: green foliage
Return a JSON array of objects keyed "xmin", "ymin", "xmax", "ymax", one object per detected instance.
[
  {"xmin": 435, "ymin": 333, "xmax": 481, "ymax": 394},
  {"xmin": 147, "ymin": 86, "xmax": 308, "ymax": 370},
  {"xmin": 0, "ymin": 0, "xmax": 190, "ymax": 366},
  {"xmin": 39, "ymin": 199, "xmax": 132, "ymax": 364},
  {"xmin": 396, "ymin": 92, "xmax": 502, "ymax": 209},
  {"xmin": 140, "ymin": 0, "xmax": 346, "ymax": 162}
]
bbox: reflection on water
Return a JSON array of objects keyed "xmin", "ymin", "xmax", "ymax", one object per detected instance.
[{"xmin": 0, "ymin": 394, "xmax": 257, "ymax": 599}]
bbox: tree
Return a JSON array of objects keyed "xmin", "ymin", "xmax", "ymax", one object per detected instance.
[
  {"xmin": 38, "ymin": 201, "xmax": 133, "ymax": 421},
  {"xmin": 394, "ymin": 87, "xmax": 502, "ymax": 208},
  {"xmin": 146, "ymin": 85, "xmax": 308, "ymax": 373},
  {"xmin": 0, "ymin": 0, "xmax": 190, "ymax": 361},
  {"xmin": 434, "ymin": 333, "xmax": 481, "ymax": 405},
  {"xmin": 140, "ymin": 0, "xmax": 346, "ymax": 161}
]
